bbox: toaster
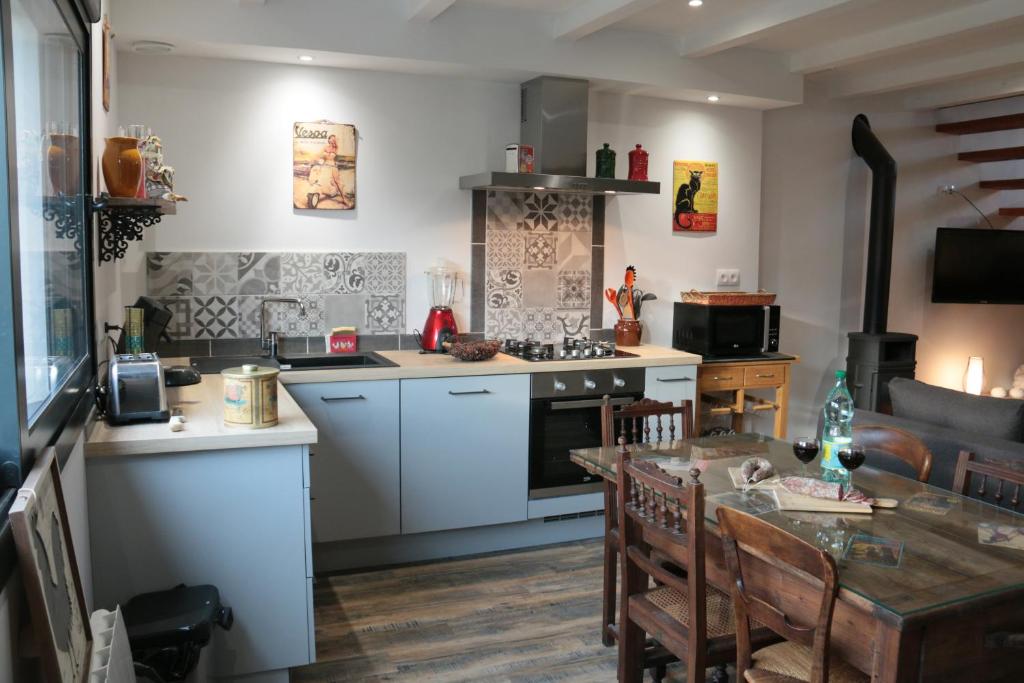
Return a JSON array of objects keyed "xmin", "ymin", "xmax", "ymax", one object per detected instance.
[{"xmin": 107, "ymin": 353, "xmax": 170, "ymax": 424}]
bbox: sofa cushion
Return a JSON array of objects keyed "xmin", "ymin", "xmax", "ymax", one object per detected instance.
[{"xmin": 889, "ymin": 378, "xmax": 1024, "ymax": 442}]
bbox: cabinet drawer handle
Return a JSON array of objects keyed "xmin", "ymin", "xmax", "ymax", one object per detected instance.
[
  {"xmin": 755, "ymin": 373, "xmax": 775, "ymax": 378},
  {"xmin": 448, "ymin": 389, "xmax": 492, "ymax": 396},
  {"xmin": 321, "ymin": 395, "xmax": 366, "ymax": 402},
  {"xmin": 712, "ymin": 375, "xmax": 734, "ymax": 381},
  {"xmin": 656, "ymin": 377, "xmax": 693, "ymax": 383}
]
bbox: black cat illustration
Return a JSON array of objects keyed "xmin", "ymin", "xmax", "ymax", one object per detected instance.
[{"xmin": 674, "ymin": 170, "xmax": 703, "ymax": 229}]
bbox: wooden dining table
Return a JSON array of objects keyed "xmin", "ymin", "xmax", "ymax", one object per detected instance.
[{"xmin": 570, "ymin": 433, "xmax": 1024, "ymax": 683}]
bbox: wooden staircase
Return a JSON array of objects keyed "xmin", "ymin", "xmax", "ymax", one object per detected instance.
[{"xmin": 938, "ymin": 112, "xmax": 1024, "ymax": 218}]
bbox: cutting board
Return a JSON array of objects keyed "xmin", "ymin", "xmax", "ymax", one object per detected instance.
[{"xmin": 773, "ymin": 489, "xmax": 873, "ymax": 514}]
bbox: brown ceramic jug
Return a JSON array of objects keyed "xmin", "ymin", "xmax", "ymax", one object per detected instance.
[
  {"xmin": 47, "ymin": 134, "xmax": 80, "ymax": 196},
  {"xmin": 101, "ymin": 136, "xmax": 143, "ymax": 197},
  {"xmin": 614, "ymin": 319, "xmax": 642, "ymax": 346}
]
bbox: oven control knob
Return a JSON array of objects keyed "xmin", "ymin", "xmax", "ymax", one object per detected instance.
[
  {"xmin": 583, "ymin": 378, "xmax": 597, "ymax": 390},
  {"xmin": 613, "ymin": 377, "xmax": 626, "ymax": 388},
  {"xmin": 554, "ymin": 380, "xmax": 567, "ymax": 392}
]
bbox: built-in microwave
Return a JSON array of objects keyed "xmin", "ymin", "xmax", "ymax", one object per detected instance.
[{"xmin": 672, "ymin": 302, "xmax": 780, "ymax": 358}]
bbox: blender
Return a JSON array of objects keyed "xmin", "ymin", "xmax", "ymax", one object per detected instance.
[{"xmin": 416, "ymin": 263, "xmax": 463, "ymax": 352}]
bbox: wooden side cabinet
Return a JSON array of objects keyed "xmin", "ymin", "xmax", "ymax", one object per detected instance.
[{"xmin": 695, "ymin": 356, "xmax": 797, "ymax": 439}]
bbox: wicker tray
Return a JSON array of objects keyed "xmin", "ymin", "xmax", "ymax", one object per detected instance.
[{"xmin": 680, "ymin": 289, "xmax": 777, "ymax": 306}]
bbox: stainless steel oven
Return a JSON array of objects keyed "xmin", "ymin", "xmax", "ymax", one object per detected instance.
[{"xmin": 528, "ymin": 368, "xmax": 645, "ymax": 499}]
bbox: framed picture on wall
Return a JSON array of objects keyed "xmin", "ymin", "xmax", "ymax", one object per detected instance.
[
  {"xmin": 102, "ymin": 15, "xmax": 111, "ymax": 112},
  {"xmin": 292, "ymin": 120, "xmax": 357, "ymax": 210},
  {"xmin": 10, "ymin": 448, "xmax": 92, "ymax": 683},
  {"xmin": 672, "ymin": 160, "xmax": 718, "ymax": 233}
]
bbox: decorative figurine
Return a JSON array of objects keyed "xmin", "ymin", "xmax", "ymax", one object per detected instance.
[
  {"xmin": 595, "ymin": 143, "xmax": 616, "ymax": 179},
  {"xmin": 628, "ymin": 143, "xmax": 649, "ymax": 181}
]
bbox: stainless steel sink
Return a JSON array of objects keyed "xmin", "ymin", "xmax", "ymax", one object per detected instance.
[
  {"xmin": 190, "ymin": 352, "xmax": 397, "ymax": 374},
  {"xmin": 275, "ymin": 352, "xmax": 397, "ymax": 370}
]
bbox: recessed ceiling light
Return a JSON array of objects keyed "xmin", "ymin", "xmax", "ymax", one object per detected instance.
[
  {"xmin": 131, "ymin": 41, "xmax": 175, "ymax": 54},
  {"xmin": 298, "ymin": 55, "xmax": 314, "ymax": 62},
  {"xmin": 688, "ymin": 0, "xmax": 703, "ymax": 7},
  {"xmin": 532, "ymin": 186, "xmax": 545, "ymax": 190},
  {"xmin": 706, "ymin": 94, "xmax": 720, "ymax": 102},
  {"xmin": 605, "ymin": 190, "xmax": 617, "ymax": 194}
]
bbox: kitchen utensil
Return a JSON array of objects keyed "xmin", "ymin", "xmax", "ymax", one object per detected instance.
[
  {"xmin": 605, "ymin": 288, "xmax": 623, "ymax": 317},
  {"xmin": 417, "ymin": 263, "xmax": 463, "ymax": 352},
  {"xmin": 624, "ymin": 266, "xmax": 637, "ymax": 319},
  {"xmin": 631, "ymin": 289, "xmax": 657, "ymax": 318},
  {"xmin": 222, "ymin": 364, "xmax": 279, "ymax": 429},
  {"xmin": 447, "ymin": 339, "xmax": 501, "ymax": 361},
  {"xmin": 616, "ymin": 286, "xmax": 632, "ymax": 319}
]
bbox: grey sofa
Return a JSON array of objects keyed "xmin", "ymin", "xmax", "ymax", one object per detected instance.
[{"xmin": 849, "ymin": 378, "xmax": 1024, "ymax": 492}]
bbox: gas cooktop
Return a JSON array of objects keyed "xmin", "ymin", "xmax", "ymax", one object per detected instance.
[{"xmin": 502, "ymin": 337, "xmax": 639, "ymax": 362}]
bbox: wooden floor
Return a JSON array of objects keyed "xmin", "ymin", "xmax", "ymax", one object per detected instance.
[{"xmin": 290, "ymin": 538, "xmax": 731, "ymax": 682}]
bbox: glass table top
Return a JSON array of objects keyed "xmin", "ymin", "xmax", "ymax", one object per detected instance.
[{"xmin": 570, "ymin": 434, "xmax": 1024, "ymax": 619}]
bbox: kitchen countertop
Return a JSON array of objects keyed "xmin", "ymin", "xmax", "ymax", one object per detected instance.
[
  {"xmin": 85, "ymin": 373, "xmax": 317, "ymax": 458},
  {"xmin": 278, "ymin": 344, "xmax": 701, "ymax": 384}
]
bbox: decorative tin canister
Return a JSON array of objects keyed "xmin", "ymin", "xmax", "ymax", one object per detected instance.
[{"xmin": 222, "ymin": 364, "xmax": 280, "ymax": 429}]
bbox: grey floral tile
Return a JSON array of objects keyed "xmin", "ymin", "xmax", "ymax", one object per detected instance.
[
  {"xmin": 486, "ymin": 269, "xmax": 522, "ymax": 309},
  {"xmin": 522, "ymin": 307, "xmax": 559, "ymax": 342},
  {"xmin": 557, "ymin": 270, "xmax": 591, "ymax": 309},
  {"xmin": 556, "ymin": 231, "xmax": 591, "ymax": 271},
  {"xmin": 366, "ymin": 294, "xmax": 404, "ymax": 333},
  {"xmin": 486, "ymin": 191, "xmax": 524, "ymax": 231},
  {"xmin": 525, "ymin": 233, "xmax": 556, "ymax": 270},
  {"xmin": 485, "ymin": 307, "xmax": 522, "ymax": 340},
  {"xmin": 364, "ymin": 252, "xmax": 406, "ymax": 295},
  {"xmin": 280, "ymin": 253, "xmax": 322, "ymax": 294},
  {"xmin": 555, "ymin": 309, "xmax": 590, "ymax": 338},
  {"xmin": 157, "ymin": 297, "xmax": 192, "ymax": 340},
  {"xmin": 193, "ymin": 253, "xmax": 239, "ymax": 295},
  {"xmin": 191, "ymin": 296, "xmax": 239, "ymax": 339},
  {"xmin": 148, "ymin": 252, "xmax": 194, "ymax": 296},
  {"xmin": 523, "ymin": 193, "xmax": 559, "ymax": 231},
  {"xmin": 487, "ymin": 230, "xmax": 525, "ymax": 271},
  {"xmin": 557, "ymin": 195, "xmax": 592, "ymax": 232},
  {"xmin": 521, "ymin": 269, "xmax": 557, "ymax": 308},
  {"xmin": 323, "ymin": 252, "xmax": 367, "ymax": 294},
  {"xmin": 266, "ymin": 295, "xmax": 323, "ymax": 336},
  {"xmin": 238, "ymin": 253, "xmax": 281, "ymax": 295}
]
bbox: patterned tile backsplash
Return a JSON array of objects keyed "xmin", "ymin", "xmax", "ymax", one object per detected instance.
[
  {"xmin": 147, "ymin": 251, "xmax": 406, "ymax": 340},
  {"xmin": 478, "ymin": 191, "xmax": 601, "ymax": 343}
]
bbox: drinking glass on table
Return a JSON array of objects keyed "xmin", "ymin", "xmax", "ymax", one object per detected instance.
[
  {"xmin": 837, "ymin": 444, "xmax": 866, "ymax": 488},
  {"xmin": 792, "ymin": 437, "xmax": 820, "ymax": 475}
]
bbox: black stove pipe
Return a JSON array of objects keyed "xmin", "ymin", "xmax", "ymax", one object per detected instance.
[{"xmin": 851, "ymin": 114, "xmax": 896, "ymax": 335}]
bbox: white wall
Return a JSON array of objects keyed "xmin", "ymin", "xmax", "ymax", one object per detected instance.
[
  {"xmin": 760, "ymin": 86, "xmax": 1024, "ymax": 436},
  {"xmin": 114, "ymin": 54, "xmax": 766, "ymax": 342}
]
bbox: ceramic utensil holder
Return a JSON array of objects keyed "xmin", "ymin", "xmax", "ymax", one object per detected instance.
[{"xmin": 614, "ymin": 319, "xmax": 641, "ymax": 346}]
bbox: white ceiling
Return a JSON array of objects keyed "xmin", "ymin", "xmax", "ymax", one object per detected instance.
[{"xmin": 112, "ymin": 0, "xmax": 1024, "ymax": 110}]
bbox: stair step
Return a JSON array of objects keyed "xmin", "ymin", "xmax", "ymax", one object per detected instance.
[
  {"xmin": 937, "ymin": 113, "xmax": 1024, "ymax": 135},
  {"xmin": 959, "ymin": 146, "xmax": 1024, "ymax": 163},
  {"xmin": 979, "ymin": 179, "xmax": 1024, "ymax": 190}
]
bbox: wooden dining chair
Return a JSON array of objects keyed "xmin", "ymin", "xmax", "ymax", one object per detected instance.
[
  {"xmin": 598, "ymin": 397, "xmax": 693, "ymax": 648},
  {"xmin": 716, "ymin": 507, "xmax": 867, "ymax": 683},
  {"xmin": 953, "ymin": 450, "xmax": 1024, "ymax": 510},
  {"xmin": 617, "ymin": 450, "xmax": 768, "ymax": 683},
  {"xmin": 853, "ymin": 425, "xmax": 933, "ymax": 482}
]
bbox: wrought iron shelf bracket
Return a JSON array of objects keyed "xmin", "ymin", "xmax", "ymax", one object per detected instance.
[{"xmin": 91, "ymin": 195, "xmax": 177, "ymax": 264}]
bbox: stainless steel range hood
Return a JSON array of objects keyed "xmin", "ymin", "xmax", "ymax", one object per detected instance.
[{"xmin": 459, "ymin": 76, "xmax": 660, "ymax": 196}]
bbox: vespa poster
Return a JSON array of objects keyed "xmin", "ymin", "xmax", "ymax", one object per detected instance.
[
  {"xmin": 672, "ymin": 160, "xmax": 718, "ymax": 233},
  {"xmin": 293, "ymin": 121, "xmax": 356, "ymax": 210}
]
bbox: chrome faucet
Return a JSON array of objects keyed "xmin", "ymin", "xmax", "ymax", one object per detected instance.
[{"xmin": 260, "ymin": 297, "xmax": 306, "ymax": 357}]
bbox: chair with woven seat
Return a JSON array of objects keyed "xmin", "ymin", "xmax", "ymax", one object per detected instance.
[
  {"xmin": 852, "ymin": 425, "xmax": 933, "ymax": 483},
  {"xmin": 953, "ymin": 450, "xmax": 1024, "ymax": 510},
  {"xmin": 597, "ymin": 397, "xmax": 693, "ymax": 648},
  {"xmin": 616, "ymin": 448, "xmax": 770, "ymax": 683},
  {"xmin": 716, "ymin": 506, "xmax": 868, "ymax": 683}
]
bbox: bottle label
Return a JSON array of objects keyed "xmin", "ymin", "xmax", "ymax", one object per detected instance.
[{"xmin": 821, "ymin": 436, "xmax": 851, "ymax": 471}]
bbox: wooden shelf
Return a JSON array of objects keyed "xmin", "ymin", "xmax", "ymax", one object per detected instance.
[
  {"xmin": 958, "ymin": 146, "xmax": 1024, "ymax": 163},
  {"xmin": 998, "ymin": 208, "xmax": 1024, "ymax": 217},
  {"xmin": 101, "ymin": 196, "xmax": 177, "ymax": 215},
  {"xmin": 979, "ymin": 179, "xmax": 1024, "ymax": 190},
  {"xmin": 936, "ymin": 113, "xmax": 1024, "ymax": 135}
]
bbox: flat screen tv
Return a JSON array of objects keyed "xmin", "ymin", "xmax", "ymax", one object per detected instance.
[{"xmin": 932, "ymin": 227, "xmax": 1024, "ymax": 304}]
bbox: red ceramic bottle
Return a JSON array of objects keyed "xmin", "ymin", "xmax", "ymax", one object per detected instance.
[{"xmin": 628, "ymin": 144, "xmax": 649, "ymax": 181}]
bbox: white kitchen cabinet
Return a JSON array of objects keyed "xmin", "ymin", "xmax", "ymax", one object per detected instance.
[
  {"xmin": 287, "ymin": 381, "xmax": 401, "ymax": 542},
  {"xmin": 645, "ymin": 365, "xmax": 698, "ymax": 405},
  {"xmin": 400, "ymin": 374, "xmax": 530, "ymax": 534}
]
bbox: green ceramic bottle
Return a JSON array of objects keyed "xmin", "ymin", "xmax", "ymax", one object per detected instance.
[{"xmin": 595, "ymin": 143, "xmax": 616, "ymax": 179}]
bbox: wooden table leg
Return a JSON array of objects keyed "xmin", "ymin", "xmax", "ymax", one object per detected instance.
[
  {"xmin": 731, "ymin": 388, "xmax": 745, "ymax": 433},
  {"xmin": 872, "ymin": 620, "xmax": 920, "ymax": 683},
  {"xmin": 775, "ymin": 370, "xmax": 790, "ymax": 439},
  {"xmin": 602, "ymin": 478, "xmax": 618, "ymax": 646}
]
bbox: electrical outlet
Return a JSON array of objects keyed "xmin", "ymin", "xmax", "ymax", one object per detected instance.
[{"xmin": 716, "ymin": 268, "xmax": 740, "ymax": 287}]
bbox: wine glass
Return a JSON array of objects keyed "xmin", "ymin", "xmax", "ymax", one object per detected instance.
[
  {"xmin": 837, "ymin": 444, "xmax": 866, "ymax": 488},
  {"xmin": 792, "ymin": 437, "xmax": 820, "ymax": 476}
]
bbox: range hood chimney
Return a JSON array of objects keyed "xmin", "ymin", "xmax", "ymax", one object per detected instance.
[{"xmin": 459, "ymin": 76, "xmax": 660, "ymax": 195}]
